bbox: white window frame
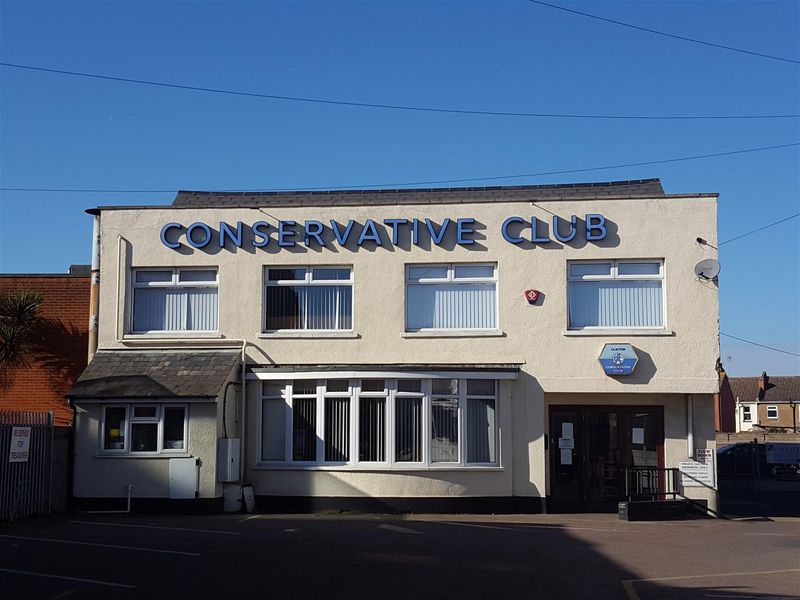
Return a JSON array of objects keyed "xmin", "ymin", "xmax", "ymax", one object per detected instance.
[
  {"xmin": 130, "ymin": 267, "xmax": 219, "ymax": 334},
  {"xmin": 256, "ymin": 378, "xmax": 499, "ymax": 469},
  {"xmin": 405, "ymin": 263, "xmax": 499, "ymax": 333},
  {"xmin": 566, "ymin": 259, "xmax": 666, "ymax": 331},
  {"xmin": 99, "ymin": 404, "xmax": 189, "ymax": 455},
  {"xmin": 263, "ymin": 266, "xmax": 354, "ymax": 333},
  {"xmin": 742, "ymin": 405, "xmax": 752, "ymax": 422},
  {"xmin": 767, "ymin": 405, "xmax": 779, "ymax": 419}
]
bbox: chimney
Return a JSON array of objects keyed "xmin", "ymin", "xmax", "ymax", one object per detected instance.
[{"xmin": 758, "ymin": 371, "xmax": 769, "ymax": 400}]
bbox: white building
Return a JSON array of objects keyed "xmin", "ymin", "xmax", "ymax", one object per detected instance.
[{"xmin": 68, "ymin": 178, "xmax": 720, "ymax": 513}]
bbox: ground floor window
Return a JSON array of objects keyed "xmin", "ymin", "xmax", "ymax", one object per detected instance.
[
  {"xmin": 259, "ymin": 378, "xmax": 498, "ymax": 467},
  {"xmin": 101, "ymin": 404, "xmax": 188, "ymax": 454},
  {"xmin": 742, "ymin": 405, "xmax": 752, "ymax": 422}
]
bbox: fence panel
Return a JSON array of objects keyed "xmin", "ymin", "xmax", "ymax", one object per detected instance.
[{"xmin": 0, "ymin": 411, "xmax": 54, "ymax": 520}]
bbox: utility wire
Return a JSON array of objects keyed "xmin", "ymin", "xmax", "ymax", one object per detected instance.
[
  {"xmin": 719, "ymin": 213, "xmax": 800, "ymax": 246},
  {"xmin": 721, "ymin": 334, "xmax": 800, "ymax": 358},
  {"xmin": 527, "ymin": 1, "xmax": 800, "ymax": 65},
  {"xmin": 0, "ymin": 61, "xmax": 797, "ymax": 121},
  {"xmin": 0, "ymin": 142, "xmax": 797, "ymax": 194}
]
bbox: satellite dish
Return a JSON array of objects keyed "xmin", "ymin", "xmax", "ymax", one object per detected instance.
[{"xmin": 694, "ymin": 259, "xmax": 721, "ymax": 280}]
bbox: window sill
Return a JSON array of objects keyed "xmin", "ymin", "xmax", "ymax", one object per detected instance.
[
  {"xmin": 562, "ymin": 329, "xmax": 674, "ymax": 337},
  {"xmin": 94, "ymin": 453, "xmax": 192, "ymax": 459},
  {"xmin": 252, "ymin": 464, "xmax": 503, "ymax": 472},
  {"xmin": 401, "ymin": 330, "xmax": 506, "ymax": 339},
  {"xmin": 258, "ymin": 331, "xmax": 361, "ymax": 339},
  {"xmin": 123, "ymin": 333, "xmax": 223, "ymax": 340}
]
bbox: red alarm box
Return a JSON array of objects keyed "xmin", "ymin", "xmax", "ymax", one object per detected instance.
[{"xmin": 524, "ymin": 289, "xmax": 540, "ymax": 304}]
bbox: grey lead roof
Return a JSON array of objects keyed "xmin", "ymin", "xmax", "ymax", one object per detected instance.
[
  {"xmin": 171, "ymin": 178, "xmax": 668, "ymax": 208},
  {"xmin": 67, "ymin": 350, "xmax": 240, "ymax": 399}
]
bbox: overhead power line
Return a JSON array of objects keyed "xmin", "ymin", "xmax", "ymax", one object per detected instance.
[
  {"xmin": 0, "ymin": 141, "xmax": 797, "ymax": 194},
  {"xmin": 721, "ymin": 334, "xmax": 800, "ymax": 358},
  {"xmin": 527, "ymin": 1, "xmax": 800, "ymax": 65},
  {"xmin": 719, "ymin": 213, "xmax": 800, "ymax": 246},
  {"xmin": 0, "ymin": 61, "xmax": 797, "ymax": 121}
]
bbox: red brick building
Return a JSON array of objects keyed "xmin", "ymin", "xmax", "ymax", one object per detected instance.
[{"xmin": 0, "ymin": 266, "xmax": 90, "ymax": 426}]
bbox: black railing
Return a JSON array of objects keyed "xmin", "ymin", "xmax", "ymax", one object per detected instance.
[{"xmin": 624, "ymin": 467, "xmax": 681, "ymax": 502}]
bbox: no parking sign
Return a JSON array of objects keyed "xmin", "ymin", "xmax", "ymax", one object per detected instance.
[{"xmin": 8, "ymin": 427, "xmax": 31, "ymax": 463}]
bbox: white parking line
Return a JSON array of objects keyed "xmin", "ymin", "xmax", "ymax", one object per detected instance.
[
  {"xmin": 621, "ymin": 568, "xmax": 800, "ymax": 600},
  {"xmin": 70, "ymin": 520, "xmax": 241, "ymax": 535},
  {"xmin": 0, "ymin": 568, "xmax": 135, "ymax": 589},
  {"xmin": 377, "ymin": 523, "xmax": 422, "ymax": 534},
  {"xmin": 441, "ymin": 521, "xmax": 619, "ymax": 533},
  {"xmin": 0, "ymin": 534, "xmax": 200, "ymax": 556}
]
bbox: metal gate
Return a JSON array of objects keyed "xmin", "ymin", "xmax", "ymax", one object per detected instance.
[{"xmin": 0, "ymin": 411, "xmax": 54, "ymax": 520}]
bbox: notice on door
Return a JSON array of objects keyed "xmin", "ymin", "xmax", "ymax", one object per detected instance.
[
  {"xmin": 9, "ymin": 427, "xmax": 31, "ymax": 463},
  {"xmin": 558, "ymin": 438, "xmax": 575, "ymax": 449},
  {"xmin": 561, "ymin": 422, "xmax": 573, "ymax": 439},
  {"xmin": 560, "ymin": 449, "xmax": 572, "ymax": 465},
  {"xmin": 632, "ymin": 427, "xmax": 645, "ymax": 445}
]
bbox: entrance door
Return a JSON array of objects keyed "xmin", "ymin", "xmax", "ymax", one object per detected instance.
[{"xmin": 549, "ymin": 406, "xmax": 663, "ymax": 512}]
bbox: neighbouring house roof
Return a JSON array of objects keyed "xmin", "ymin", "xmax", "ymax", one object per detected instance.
[
  {"xmin": 67, "ymin": 350, "xmax": 240, "ymax": 399},
  {"xmin": 729, "ymin": 375, "xmax": 800, "ymax": 404}
]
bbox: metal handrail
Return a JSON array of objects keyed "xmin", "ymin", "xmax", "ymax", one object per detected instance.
[{"xmin": 624, "ymin": 467, "xmax": 681, "ymax": 502}]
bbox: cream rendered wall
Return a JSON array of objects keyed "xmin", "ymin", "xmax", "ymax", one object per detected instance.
[
  {"xmin": 73, "ymin": 402, "xmax": 220, "ymax": 499},
  {"xmin": 93, "ymin": 194, "xmax": 719, "ymax": 501}
]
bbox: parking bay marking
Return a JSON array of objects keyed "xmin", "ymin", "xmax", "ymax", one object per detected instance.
[
  {"xmin": 622, "ymin": 568, "xmax": 800, "ymax": 600},
  {"xmin": 0, "ymin": 534, "xmax": 200, "ymax": 556},
  {"xmin": 441, "ymin": 521, "xmax": 621, "ymax": 533},
  {"xmin": 377, "ymin": 523, "xmax": 422, "ymax": 535},
  {"xmin": 0, "ymin": 568, "xmax": 135, "ymax": 589},
  {"xmin": 70, "ymin": 520, "xmax": 241, "ymax": 535}
]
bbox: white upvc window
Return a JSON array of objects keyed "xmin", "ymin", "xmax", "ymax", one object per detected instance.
[
  {"xmin": 258, "ymin": 378, "xmax": 498, "ymax": 468},
  {"xmin": 567, "ymin": 259, "xmax": 665, "ymax": 330},
  {"xmin": 767, "ymin": 405, "xmax": 779, "ymax": 419},
  {"xmin": 263, "ymin": 267, "xmax": 353, "ymax": 332},
  {"xmin": 100, "ymin": 404, "xmax": 188, "ymax": 454},
  {"xmin": 406, "ymin": 263, "xmax": 498, "ymax": 332},
  {"xmin": 742, "ymin": 405, "xmax": 752, "ymax": 422},
  {"xmin": 131, "ymin": 268, "xmax": 218, "ymax": 333}
]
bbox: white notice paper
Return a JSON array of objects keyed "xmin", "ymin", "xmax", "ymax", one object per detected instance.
[
  {"xmin": 560, "ymin": 449, "xmax": 572, "ymax": 465},
  {"xmin": 561, "ymin": 422, "xmax": 574, "ymax": 439},
  {"xmin": 632, "ymin": 427, "xmax": 645, "ymax": 445},
  {"xmin": 558, "ymin": 438, "xmax": 575, "ymax": 450}
]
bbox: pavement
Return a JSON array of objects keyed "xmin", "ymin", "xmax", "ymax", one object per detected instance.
[{"xmin": 0, "ymin": 512, "xmax": 798, "ymax": 599}]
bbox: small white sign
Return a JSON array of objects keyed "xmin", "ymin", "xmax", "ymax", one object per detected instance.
[
  {"xmin": 558, "ymin": 437, "xmax": 575, "ymax": 450},
  {"xmin": 679, "ymin": 460, "xmax": 713, "ymax": 487},
  {"xmin": 695, "ymin": 449, "xmax": 713, "ymax": 464},
  {"xmin": 561, "ymin": 422, "xmax": 574, "ymax": 439},
  {"xmin": 9, "ymin": 427, "xmax": 31, "ymax": 463},
  {"xmin": 560, "ymin": 449, "xmax": 572, "ymax": 465},
  {"xmin": 632, "ymin": 427, "xmax": 645, "ymax": 445}
]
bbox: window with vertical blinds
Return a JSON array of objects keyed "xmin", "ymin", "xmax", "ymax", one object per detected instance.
[
  {"xmin": 264, "ymin": 267, "xmax": 353, "ymax": 331},
  {"xmin": 132, "ymin": 268, "xmax": 218, "ymax": 333},
  {"xmin": 406, "ymin": 264, "xmax": 497, "ymax": 331},
  {"xmin": 259, "ymin": 378, "xmax": 498, "ymax": 467},
  {"xmin": 567, "ymin": 260, "xmax": 664, "ymax": 329}
]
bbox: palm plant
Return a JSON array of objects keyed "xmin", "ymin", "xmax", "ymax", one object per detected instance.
[{"xmin": 0, "ymin": 290, "xmax": 46, "ymax": 382}]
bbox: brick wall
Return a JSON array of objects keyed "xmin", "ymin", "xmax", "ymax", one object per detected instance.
[
  {"xmin": 0, "ymin": 276, "xmax": 90, "ymax": 426},
  {"xmin": 757, "ymin": 403, "xmax": 797, "ymax": 429}
]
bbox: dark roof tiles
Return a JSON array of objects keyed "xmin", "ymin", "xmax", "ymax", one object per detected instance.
[
  {"xmin": 729, "ymin": 376, "xmax": 800, "ymax": 404},
  {"xmin": 68, "ymin": 350, "xmax": 240, "ymax": 399}
]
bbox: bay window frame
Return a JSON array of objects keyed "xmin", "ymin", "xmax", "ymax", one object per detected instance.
[
  {"xmin": 257, "ymin": 378, "xmax": 499, "ymax": 470},
  {"xmin": 99, "ymin": 404, "xmax": 189, "ymax": 455}
]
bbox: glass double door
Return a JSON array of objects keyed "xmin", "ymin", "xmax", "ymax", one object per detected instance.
[{"xmin": 549, "ymin": 406, "xmax": 663, "ymax": 512}]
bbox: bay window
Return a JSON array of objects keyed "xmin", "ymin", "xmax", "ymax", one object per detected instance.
[
  {"xmin": 131, "ymin": 268, "xmax": 218, "ymax": 333},
  {"xmin": 264, "ymin": 267, "xmax": 353, "ymax": 331},
  {"xmin": 259, "ymin": 378, "xmax": 499, "ymax": 468},
  {"xmin": 568, "ymin": 260, "xmax": 664, "ymax": 330}
]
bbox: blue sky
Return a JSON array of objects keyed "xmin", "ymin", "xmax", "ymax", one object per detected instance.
[{"xmin": 1, "ymin": 0, "xmax": 798, "ymax": 375}]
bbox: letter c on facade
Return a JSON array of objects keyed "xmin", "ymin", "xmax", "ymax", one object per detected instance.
[
  {"xmin": 502, "ymin": 217, "xmax": 525, "ymax": 244},
  {"xmin": 160, "ymin": 222, "xmax": 183, "ymax": 249}
]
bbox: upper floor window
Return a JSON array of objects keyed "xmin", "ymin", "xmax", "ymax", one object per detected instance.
[
  {"xmin": 742, "ymin": 405, "xmax": 752, "ymax": 422},
  {"xmin": 264, "ymin": 267, "xmax": 353, "ymax": 331},
  {"xmin": 568, "ymin": 260, "xmax": 664, "ymax": 330},
  {"xmin": 132, "ymin": 268, "xmax": 218, "ymax": 333},
  {"xmin": 101, "ymin": 404, "xmax": 187, "ymax": 454},
  {"xmin": 406, "ymin": 264, "xmax": 497, "ymax": 331},
  {"xmin": 767, "ymin": 406, "xmax": 779, "ymax": 419}
]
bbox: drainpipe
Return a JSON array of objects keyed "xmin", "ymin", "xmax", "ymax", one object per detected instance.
[
  {"xmin": 86, "ymin": 209, "xmax": 101, "ymax": 362},
  {"xmin": 240, "ymin": 340, "xmax": 247, "ymax": 482},
  {"xmin": 686, "ymin": 394, "xmax": 694, "ymax": 458}
]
